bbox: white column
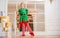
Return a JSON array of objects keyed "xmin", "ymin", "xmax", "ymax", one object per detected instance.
[{"xmin": 45, "ymin": 0, "xmax": 60, "ymax": 35}]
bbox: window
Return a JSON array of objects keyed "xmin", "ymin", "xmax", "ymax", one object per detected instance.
[
  {"xmin": 8, "ymin": 1, "xmax": 45, "ymax": 32},
  {"xmin": 26, "ymin": 1, "xmax": 45, "ymax": 31}
]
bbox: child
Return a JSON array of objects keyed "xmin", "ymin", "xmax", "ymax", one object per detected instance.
[{"xmin": 17, "ymin": 3, "xmax": 34, "ymax": 36}]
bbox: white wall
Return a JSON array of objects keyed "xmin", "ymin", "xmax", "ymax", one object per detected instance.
[
  {"xmin": 45, "ymin": 0, "xmax": 60, "ymax": 35},
  {"xmin": 0, "ymin": 0, "xmax": 8, "ymax": 36},
  {"xmin": 0, "ymin": 0, "xmax": 8, "ymax": 16}
]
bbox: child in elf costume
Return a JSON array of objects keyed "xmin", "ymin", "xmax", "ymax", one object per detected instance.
[{"xmin": 17, "ymin": 3, "xmax": 34, "ymax": 36}]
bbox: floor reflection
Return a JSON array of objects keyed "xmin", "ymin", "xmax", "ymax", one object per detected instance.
[
  {"xmin": 0, "ymin": 35, "xmax": 46, "ymax": 38},
  {"xmin": 16, "ymin": 36, "xmax": 34, "ymax": 38}
]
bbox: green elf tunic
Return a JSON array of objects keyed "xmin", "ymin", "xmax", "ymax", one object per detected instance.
[{"xmin": 18, "ymin": 8, "xmax": 29, "ymax": 22}]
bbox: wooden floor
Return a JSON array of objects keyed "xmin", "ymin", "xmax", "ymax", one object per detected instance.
[
  {"xmin": 0, "ymin": 35, "xmax": 60, "ymax": 38},
  {"xmin": 16, "ymin": 35, "xmax": 60, "ymax": 38},
  {"xmin": 16, "ymin": 35, "xmax": 46, "ymax": 38}
]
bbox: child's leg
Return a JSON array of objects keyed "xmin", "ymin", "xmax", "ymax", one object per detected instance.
[
  {"xmin": 22, "ymin": 23, "xmax": 25, "ymax": 36},
  {"xmin": 25, "ymin": 22, "xmax": 34, "ymax": 36},
  {"xmin": 19, "ymin": 22, "xmax": 23, "ymax": 31},
  {"xmin": 19, "ymin": 22, "xmax": 23, "ymax": 28},
  {"xmin": 19, "ymin": 22, "xmax": 25, "ymax": 36}
]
